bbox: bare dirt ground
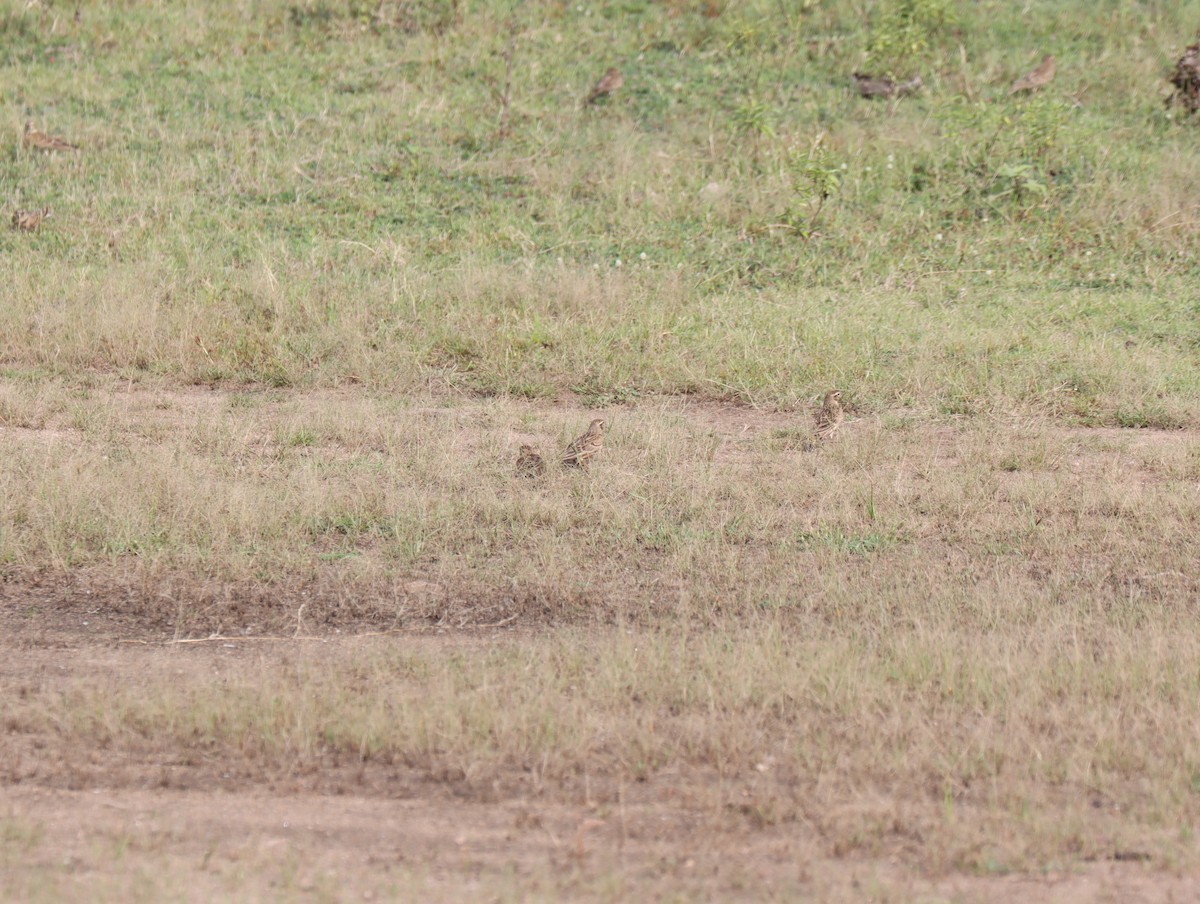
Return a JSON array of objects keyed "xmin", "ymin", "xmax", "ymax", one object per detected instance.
[
  {"xmin": 3, "ymin": 632, "xmax": 1197, "ymax": 903},
  {"xmin": 3, "ymin": 384, "xmax": 1199, "ymax": 900},
  {"xmin": 4, "ymin": 784, "xmax": 1197, "ymax": 903}
]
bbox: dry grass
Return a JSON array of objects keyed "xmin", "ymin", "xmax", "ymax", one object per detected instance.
[
  {"xmin": 2, "ymin": 379, "xmax": 1198, "ymax": 628},
  {"xmin": 3, "ymin": 380, "xmax": 1200, "ymax": 880},
  {"xmin": 5, "ymin": 624, "xmax": 1200, "ymax": 877},
  {"xmin": 6, "ymin": 1, "xmax": 1200, "ymax": 897}
]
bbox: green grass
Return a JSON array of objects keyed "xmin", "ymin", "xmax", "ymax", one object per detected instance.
[
  {"xmin": 5, "ymin": 5, "xmax": 1200, "ymax": 894},
  {"xmin": 3, "ymin": 0, "xmax": 1200, "ymax": 417}
]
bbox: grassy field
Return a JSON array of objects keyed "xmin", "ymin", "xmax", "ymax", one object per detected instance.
[
  {"xmin": 4, "ymin": 0, "xmax": 1200, "ymax": 899},
  {"xmin": 5, "ymin": 0, "xmax": 1200, "ymax": 416}
]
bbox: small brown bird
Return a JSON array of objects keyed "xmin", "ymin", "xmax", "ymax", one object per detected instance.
[
  {"xmin": 1168, "ymin": 40, "xmax": 1200, "ymax": 113},
  {"xmin": 23, "ymin": 121, "xmax": 79, "ymax": 152},
  {"xmin": 515, "ymin": 444, "xmax": 546, "ymax": 478},
  {"xmin": 584, "ymin": 67, "xmax": 623, "ymax": 105},
  {"xmin": 853, "ymin": 72, "xmax": 922, "ymax": 100},
  {"xmin": 11, "ymin": 207, "xmax": 51, "ymax": 232},
  {"xmin": 813, "ymin": 390, "xmax": 845, "ymax": 442},
  {"xmin": 562, "ymin": 418, "xmax": 605, "ymax": 468},
  {"xmin": 1009, "ymin": 55, "xmax": 1055, "ymax": 95}
]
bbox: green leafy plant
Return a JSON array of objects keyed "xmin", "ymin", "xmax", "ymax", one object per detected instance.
[
  {"xmin": 914, "ymin": 96, "xmax": 1079, "ymax": 217},
  {"xmin": 732, "ymin": 98, "xmax": 776, "ymax": 140},
  {"xmin": 781, "ymin": 137, "xmax": 843, "ymax": 237},
  {"xmin": 991, "ymin": 163, "xmax": 1047, "ymax": 203},
  {"xmin": 865, "ymin": 0, "xmax": 954, "ymax": 77}
]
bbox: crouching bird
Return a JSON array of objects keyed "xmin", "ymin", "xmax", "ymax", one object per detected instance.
[
  {"xmin": 1009, "ymin": 55, "xmax": 1055, "ymax": 95},
  {"xmin": 515, "ymin": 444, "xmax": 546, "ymax": 478},
  {"xmin": 23, "ymin": 121, "xmax": 79, "ymax": 152}
]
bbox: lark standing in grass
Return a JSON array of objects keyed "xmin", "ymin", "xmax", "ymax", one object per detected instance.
[
  {"xmin": 11, "ymin": 208, "xmax": 50, "ymax": 232},
  {"xmin": 562, "ymin": 418, "xmax": 605, "ymax": 469},
  {"xmin": 1009, "ymin": 55, "xmax": 1055, "ymax": 95},
  {"xmin": 584, "ymin": 67, "xmax": 623, "ymax": 106},
  {"xmin": 23, "ymin": 122, "xmax": 79, "ymax": 152},
  {"xmin": 515, "ymin": 444, "xmax": 546, "ymax": 478},
  {"xmin": 813, "ymin": 390, "xmax": 844, "ymax": 442}
]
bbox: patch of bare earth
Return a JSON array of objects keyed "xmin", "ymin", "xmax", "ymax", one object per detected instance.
[
  {"xmin": 2, "ymin": 634, "xmax": 1197, "ymax": 903},
  {"xmin": 2, "ymin": 784, "xmax": 1195, "ymax": 903},
  {"xmin": 3, "ymin": 383, "xmax": 1200, "ymax": 899}
]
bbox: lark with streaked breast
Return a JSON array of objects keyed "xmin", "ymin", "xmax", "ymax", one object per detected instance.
[
  {"xmin": 562, "ymin": 418, "xmax": 605, "ymax": 469},
  {"xmin": 813, "ymin": 390, "xmax": 844, "ymax": 442},
  {"xmin": 853, "ymin": 72, "xmax": 923, "ymax": 100}
]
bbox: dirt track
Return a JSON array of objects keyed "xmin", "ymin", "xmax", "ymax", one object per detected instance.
[
  {"xmin": 5, "ymin": 780, "xmax": 1195, "ymax": 903},
  {"xmin": 2, "ymin": 624, "xmax": 1197, "ymax": 902}
]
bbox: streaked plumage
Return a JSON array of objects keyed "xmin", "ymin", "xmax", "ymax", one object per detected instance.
[
  {"xmin": 562, "ymin": 418, "xmax": 605, "ymax": 468},
  {"xmin": 1168, "ymin": 41, "xmax": 1200, "ymax": 113},
  {"xmin": 853, "ymin": 72, "xmax": 922, "ymax": 100},
  {"xmin": 515, "ymin": 444, "xmax": 546, "ymax": 478},
  {"xmin": 1009, "ymin": 55, "xmax": 1055, "ymax": 95},
  {"xmin": 11, "ymin": 207, "xmax": 51, "ymax": 231},
  {"xmin": 584, "ymin": 67, "xmax": 623, "ymax": 105},
  {"xmin": 23, "ymin": 122, "xmax": 79, "ymax": 152},
  {"xmin": 813, "ymin": 390, "xmax": 844, "ymax": 441}
]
